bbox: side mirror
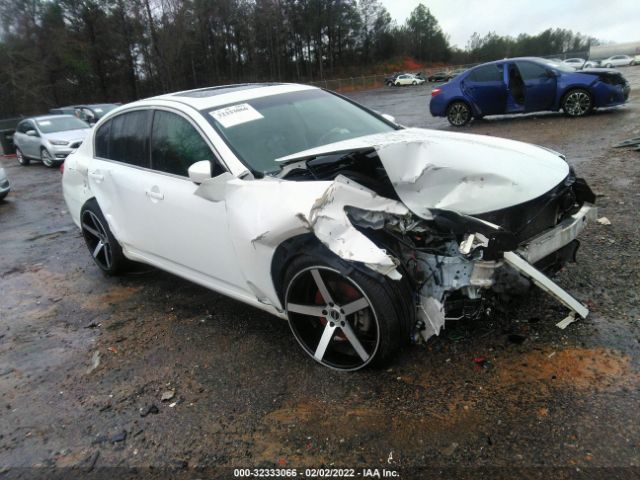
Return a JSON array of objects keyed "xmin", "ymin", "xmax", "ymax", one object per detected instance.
[
  {"xmin": 26, "ymin": 129, "xmax": 38, "ymax": 137},
  {"xmin": 188, "ymin": 160, "xmax": 213, "ymax": 184},
  {"xmin": 546, "ymin": 69, "xmax": 556, "ymax": 78},
  {"xmin": 381, "ymin": 113, "xmax": 396, "ymax": 124}
]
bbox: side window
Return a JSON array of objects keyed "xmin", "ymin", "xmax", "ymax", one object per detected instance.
[
  {"xmin": 95, "ymin": 120, "xmax": 111, "ymax": 158},
  {"xmin": 516, "ymin": 61, "xmax": 549, "ymax": 80},
  {"xmin": 16, "ymin": 122, "xmax": 26, "ymax": 133},
  {"xmin": 150, "ymin": 110, "xmax": 222, "ymax": 177},
  {"xmin": 109, "ymin": 110, "xmax": 151, "ymax": 167},
  {"xmin": 468, "ymin": 64, "xmax": 503, "ymax": 82}
]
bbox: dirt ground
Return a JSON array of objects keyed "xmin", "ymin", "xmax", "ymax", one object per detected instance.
[{"xmin": 1, "ymin": 67, "xmax": 640, "ymax": 479}]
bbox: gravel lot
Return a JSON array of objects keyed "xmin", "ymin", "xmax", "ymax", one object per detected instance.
[{"xmin": 1, "ymin": 66, "xmax": 640, "ymax": 478}]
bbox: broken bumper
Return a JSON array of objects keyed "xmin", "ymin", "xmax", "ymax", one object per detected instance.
[{"xmin": 516, "ymin": 204, "xmax": 597, "ymax": 264}]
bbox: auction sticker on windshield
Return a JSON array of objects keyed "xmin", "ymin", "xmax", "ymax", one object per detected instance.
[{"xmin": 210, "ymin": 103, "xmax": 264, "ymax": 128}]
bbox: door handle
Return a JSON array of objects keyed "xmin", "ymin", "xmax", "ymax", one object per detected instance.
[
  {"xmin": 145, "ymin": 189, "xmax": 164, "ymax": 201},
  {"xmin": 88, "ymin": 171, "xmax": 104, "ymax": 181}
]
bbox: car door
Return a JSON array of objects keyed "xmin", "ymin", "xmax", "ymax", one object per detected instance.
[
  {"xmin": 461, "ymin": 63, "xmax": 507, "ymax": 115},
  {"xmin": 88, "ymin": 109, "xmax": 157, "ymax": 252},
  {"xmin": 22, "ymin": 120, "xmax": 41, "ymax": 158},
  {"xmin": 135, "ymin": 108, "xmax": 247, "ymax": 291},
  {"xmin": 515, "ymin": 60, "xmax": 557, "ymax": 113}
]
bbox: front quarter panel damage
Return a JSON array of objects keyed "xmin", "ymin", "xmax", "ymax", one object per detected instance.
[
  {"xmin": 193, "ymin": 174, "xmax": 412, "ymax": 311},
  {"xmin": 195, "ymin": 152, "xmax": 591, "ymax": 342}
]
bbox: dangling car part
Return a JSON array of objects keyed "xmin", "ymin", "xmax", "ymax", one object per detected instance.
[{"xmin": 62, "ymin": 83, "xmax": 596, "ymax": 371}]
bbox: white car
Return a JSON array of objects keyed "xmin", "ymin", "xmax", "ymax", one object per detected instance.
[
  {"xmin": 62, "ymin": 83, "xmax": 597, "ymax": 370},
  {"xmin": 562, "ymin": 58, "xmax": 599, "ymax": 69},
  {"xmin": 600, "ymin": 55, "xmax": 634, "ymax": 68},
  {"xmin": 394, "ymin": 74, "xmax": 424, "ymax": 86},
  {"xmin": 14, "ymin": 115, "xmax": 92, "ymax": 167}
]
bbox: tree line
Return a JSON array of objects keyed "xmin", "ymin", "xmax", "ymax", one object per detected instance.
[{"xmin": 0, "ymin": 0, "xmax": 597, "ymax": 118}]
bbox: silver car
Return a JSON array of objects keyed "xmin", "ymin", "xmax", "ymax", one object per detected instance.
[
  {"xmin": 14, "ymin": 115, "xmax": 91, "ymax": 167},
  {"xmin": 0, "ymin": 167, "xmax": 10, "ymax": 200}
]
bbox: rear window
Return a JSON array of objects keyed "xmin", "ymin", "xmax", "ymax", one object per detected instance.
[{"xmin": 97, "ymin": 110, "xmax": 151, "ymax": 167}]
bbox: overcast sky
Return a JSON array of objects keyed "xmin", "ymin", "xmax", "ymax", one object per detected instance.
[{"xmin": 379, "ymin": 0, "xmax": 639, "ymax": 48}]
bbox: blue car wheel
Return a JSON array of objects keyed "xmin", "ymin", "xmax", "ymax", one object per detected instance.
[
  {"xmin": 562, "ymin": 89, "xmax": 593, "ymax": 117},
  {"xmin": 447, "ymin": 101, "xmax": 472, "ymax": 126}
]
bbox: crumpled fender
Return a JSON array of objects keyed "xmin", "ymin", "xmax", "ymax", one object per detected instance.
[{"xmin": 194, "ymin": 174, "xmax": 409, "ymax": 309}]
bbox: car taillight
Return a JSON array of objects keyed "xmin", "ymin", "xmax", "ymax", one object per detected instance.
[
  {"xmin": 60, "ymin": 162, "xmax": 65, "ymax": 174},
  {"xmin": 431, "ymin": 88, "xmax": 442, "ymax": 96}
]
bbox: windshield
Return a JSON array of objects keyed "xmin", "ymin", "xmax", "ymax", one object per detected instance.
[
  {"xmin": 203, "ymin": 89, "xmax": 396, "ymax": 174},
  {"xmin": 36, "ymin": 116, "xmax": 89, "ymax": 133},
  {"xmin": 540, "ymin": 58, "xmax": 576, "ymax": 73}
]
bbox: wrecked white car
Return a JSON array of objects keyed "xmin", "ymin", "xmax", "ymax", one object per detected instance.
[{"xmin": 62, "ymin": 84, "xmax": 596, "ymax": 371}]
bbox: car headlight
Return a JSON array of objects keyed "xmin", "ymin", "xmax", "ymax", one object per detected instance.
[{"xmin": 50, "ymin": 140, "xmax": 69, "ymax": 146}]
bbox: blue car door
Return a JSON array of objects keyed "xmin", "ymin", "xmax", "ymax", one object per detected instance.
[
  {"xmin": 515, "ymin": 60, "xmax": 557, "ymax": 112},
  {"xmin": 461, "ymin": 63, "xmax": 506, "ymax": 115}
]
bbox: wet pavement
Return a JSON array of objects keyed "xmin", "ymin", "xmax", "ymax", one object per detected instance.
[{"xmin": 1, "ymin": 67, "xmax": 640, "ymax": 478}]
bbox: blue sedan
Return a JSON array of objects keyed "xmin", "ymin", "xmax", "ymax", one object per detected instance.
[{"xmin": 429, "ymin": 57, "xmax": 630, "ymax": 126}]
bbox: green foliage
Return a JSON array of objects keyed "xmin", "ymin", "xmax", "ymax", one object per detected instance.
[{"xmin": 0, "ymin": 1, "xmax": 598, "ymax": 117}]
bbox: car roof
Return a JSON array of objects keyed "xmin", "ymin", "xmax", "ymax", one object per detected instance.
[
  {"xmin": 131, "ymin": 83, "xmax": 317, "ymax": 111},
  {"xmin": 470, "ymin": 56, "xmax": 556, "ymax": 68}
]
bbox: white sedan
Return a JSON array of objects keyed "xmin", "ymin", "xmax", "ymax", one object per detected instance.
[
  {"xmin": 62, "ymin": 83, "xmax": 596, "ymax": 370},
  {"xmin": 394, "ymin": 74, "xmax": 424, "ymax": 86},
  {"xmin": 600, "ymin": 55, "xmax": 634, "ymax": 68},
  {"xmin": 563, "ymin": 58, "xmax": 599, "ymax": 69}
]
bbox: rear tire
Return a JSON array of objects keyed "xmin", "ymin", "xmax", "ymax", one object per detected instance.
[
  {"xmin": 446, "ymin": 101, "xmax": 472, "ymax": 126},
  {"xmin": 562, "ymin": 88, "xmax": 593, "ymax": 117},
  {"xmin": 80, "ymin": 199, "xmax": 130, "ymax": 275},
  {"xmin": 283, "ymin": 250, "xmax": 408, "ymax": 371},
  {"xmin": 16, "ymin": 148, "xmax": 29, "ymax": 166}
]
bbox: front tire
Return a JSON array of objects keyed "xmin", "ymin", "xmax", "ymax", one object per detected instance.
[
  {"xmin": 80, "ymin": 199, "xmax": 129, "ymax": 275},
  {"xmin": 605, "ymin": 63, "xmax": 613, "ymax": 68},
  {"xmin": 16, "ymin": 148, "xmax": 29, "ymax": 166},
  {"xmin": 446, "ymin": 101, "xmax": 472, "ymax": 126},
  {"xmin": 562, "ymin": 88, "xmax": 593, "ymax": 117},
  {"xmin": 41, "ymin": 148, "xmax": 55, "ymax": 167},
  {"xmin": 283, "ymin": 252, "xmax": 407, "ymax": 371}
]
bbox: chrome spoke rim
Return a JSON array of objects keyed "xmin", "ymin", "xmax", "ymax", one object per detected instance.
[
  {"xmin": 81, "ymin": 210, "xmax": 112, "ymax": 270},
  {"xmin": 285, "ymin": 266, "xmax": 379, "ymax": 370},
  {"xmin": 566, "ymin": 92, "xmax": 590, "ymax": 116}
]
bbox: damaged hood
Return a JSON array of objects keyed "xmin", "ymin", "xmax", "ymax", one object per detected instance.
[{"xmin": 277, "ymin": 128, "xmax": 570, "ymax": 217}]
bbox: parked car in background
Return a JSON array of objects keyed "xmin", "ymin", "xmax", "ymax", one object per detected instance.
[
  {"xmin": 428, "ymin": 71, "xmax": 451, "ymax": 82},
  {"xmin": 63, "ymin": 83, "xmax": 596, "ymax": 370},
  {"xmin": 393, "ymin": 73, "xmax": 424, "ymax": 86},
  {"xmin": 385, "ymin": 72, "xmax": 403, "ymax": 86},
  {"xmin": 562, "ymin": 58, "xmax": 581, "ymax": 69},
  {"xmin": 75, "ymin": 104, "xmax": 121, "ymax": 124},
  {"xmin": 14, "ymin": 115, "xmax": 91, "ymax": 167},
  {"xmin": 0, "ymin": 167, "xmax": 10, "ymax": 200},
  {"xmin": 600, "ymin": 55, "xmax": 634, "ymax": 68},
  {"xmin": 50, "ymin": 104, "xmax": 120, "ymax": 125},
  {"xmin": 448, "ymin": 68, "xmax": 468, "ymax": 79},
  {"xmin": 49, "ymin": 106, "xmax": 77, "ymax": 116},
  {"xmin": 430, "ymin": 57, "xmax": 630, "ymax": 126},
  {"xmin": 633, "ymin": 55, "xmax": 640, "ymax": 66},
  {"xmin": 562, "ymin": 58, "xmax": 599, "ymax": 69}
]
